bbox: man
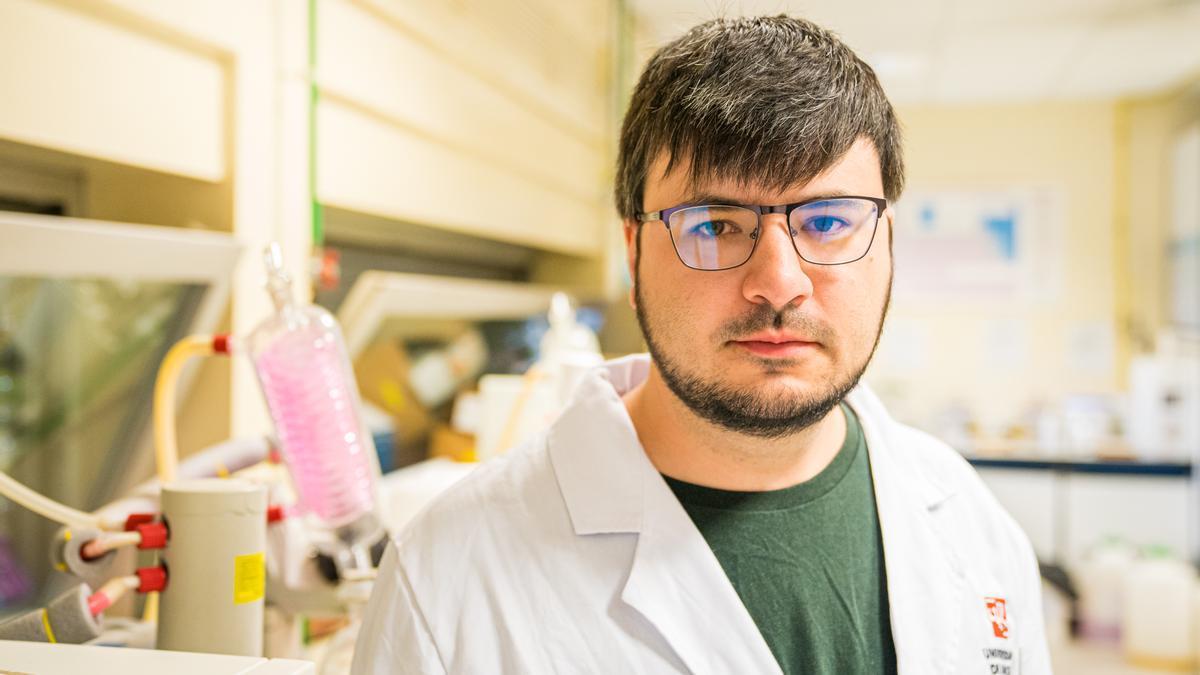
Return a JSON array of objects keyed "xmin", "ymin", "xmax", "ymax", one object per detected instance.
[{"xmin": 354, "ymin": 15, "xmax": 1051, "ymax": 675}]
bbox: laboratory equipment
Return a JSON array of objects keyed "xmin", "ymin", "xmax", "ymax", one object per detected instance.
[
  {"xmin": 1075, "ymin": 538, "xmax": 1135, "ymax": 642},
  {"xmin": 1128, "ymin": 340, "xmax": 1200, "ymax": 462},
  {"xmin": 0, "ymin": 227, "xmax": 592, "ymax": 669},
  {"xmin": 1121, "ymin": 548, "xmax": 1196, "ymax": 670},
  {"xmin": 246, "ymin": 244, "xmax": 384, "ymax": 575},
  {"xmin": 0, "ymin": 212, "xmax": 241, "ymax": 613},
  {"xmin": 157, "ymin": 479, "xmax": 267, "ymax": 657},
  {"xmin": 0, "ymin": 239, "xmax": 383, "ymax": 667},
  {"xmin": 0, "ymin": 572, "xmax": 164, "ymax": 643},
  {"xmin": 476, "ymin": 292, "xmax": 602, "ymax": 459},
  {"xmin": 317, "ymin": 576, "xmax": 373, "ymax": 675}
]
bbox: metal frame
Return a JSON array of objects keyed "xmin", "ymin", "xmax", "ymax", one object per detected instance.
[
  {"xmin": 637, "ymin": 195, "xmax": 887, "ymax": 270},
  {"xmin": 0, "ymin": 211, "xmax": 241, "ymax": 335},
  {"xmin": 0, "ymin": 211, "xmax": 242, "ymax": 500},
  {"xmin": 337, "ymin": 270, "xmax": 570, "ymax": 358}
]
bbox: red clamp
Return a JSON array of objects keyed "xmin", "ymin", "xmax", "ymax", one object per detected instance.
[
  {"xmin": 136, "ymin": 565, "xmax": 168, "ymax": 593},
  {"xmin": 87, "ymin": 590, "xmax": 114, "ymax": 616},
  {"xmin": 315, "ymin": 247, "xmax": 341, "ymax": 291},
  {"xmin": 212, "ymin": 334, "xmax": 232, "ymax": 355},
  {"xmin": 266, "ymin": 504, "xmax": 286, "ymax": 524},
  {"xmin": 124, "ymin": 513, "xmax": 156, "ymax": 532},
  {"xmin": 135, "ymin": 522, "xmax": 169, "ymax": 549}
]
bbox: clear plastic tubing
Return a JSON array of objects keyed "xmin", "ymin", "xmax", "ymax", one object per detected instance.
[{"xmin": 247, "ymin": 245, "xmax": 376, "ymax": 528}]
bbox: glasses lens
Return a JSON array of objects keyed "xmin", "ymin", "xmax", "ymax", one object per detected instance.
[
  {"xmin": 788, "ymin": 198, "xmax": 879, "ymax": 264},
  {"xmin": 668, "ymin": 206, "xmax": 759, "ymax": 270}
]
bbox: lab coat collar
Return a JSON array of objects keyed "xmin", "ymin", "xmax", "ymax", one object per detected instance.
[
  {"xmin": 845, "ymin": 385, "xmax": 956, "ymax": 509},
  {"xmin": 546, "ymin": 355, "xmax": 648, "ymax": 535},
  {"xmin": 547, "ymin": 355, "xmax": 966, "ymax": 675}
]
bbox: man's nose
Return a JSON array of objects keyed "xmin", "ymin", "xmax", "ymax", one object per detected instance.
[{"xmin": 740, "ymin": 215, "xmax": 814, "ymax": 309}]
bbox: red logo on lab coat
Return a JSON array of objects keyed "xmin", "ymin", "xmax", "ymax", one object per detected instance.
[{"xmin": 984, "ymin": 597, "xmax": 1009, "ymax": 639}]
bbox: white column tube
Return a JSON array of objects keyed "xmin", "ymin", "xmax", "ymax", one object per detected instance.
[{"xmin": 157, "ymin": 478, "xmax": 267, "ymax": 656}]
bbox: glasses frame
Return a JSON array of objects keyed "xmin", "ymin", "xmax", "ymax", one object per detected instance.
[{"xmin": 636, "ymin": 195, "xmax": 888, "ymax": 271}]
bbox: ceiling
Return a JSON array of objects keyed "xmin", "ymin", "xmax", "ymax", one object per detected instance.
[{"xmin": 627, "ymin": 0, "xmax": 1200, "ymax": 104}]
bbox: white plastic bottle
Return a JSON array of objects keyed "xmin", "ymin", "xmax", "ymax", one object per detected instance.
[
  {"xmin": 538, "ymin": 292, "xmax": 602, "ymax": 401},
  {"xmin": 1075, "ymin": 537, "xmax": 1136, "ymax": 642},
  {"xmin": 1121, "ymin": 547, "xmax": 1196, "ymax": 670}
]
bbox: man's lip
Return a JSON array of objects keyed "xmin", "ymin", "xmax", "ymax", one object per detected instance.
[
  {"xmin": 733, "ymin": 340, "xmax": 819, "ymax": 358},
  {"xmin": 733, "ymin": 333, "xmax": 816, "ymax": 345},
  {"xmin": 730, "ymin": 333, "xmax": 820, "ymax": 359}
]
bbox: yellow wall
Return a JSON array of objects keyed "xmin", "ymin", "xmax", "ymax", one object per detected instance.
[
  {"xmin": 866, "ymin": 101, "xmax": 1122, "ymax": 433},
  {"xmin": 1119, "ymin": 77, "xmax": 1200, "ymax": 345},
  {"xmin": 862, "ymin": 84, "xmax": 1199, "ymax": 436}
]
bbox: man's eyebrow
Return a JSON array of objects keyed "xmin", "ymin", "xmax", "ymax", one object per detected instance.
[
  {"xmin": 681, "ymin": 193, "xmax": 755, "ymax": 207},
  {"xmin": 800, "ymin": 189, "xmax": 854, "ymax": 201},
  {"xmin": 682, "ymin": 189, "xmax": 854, "ymax": 207}
]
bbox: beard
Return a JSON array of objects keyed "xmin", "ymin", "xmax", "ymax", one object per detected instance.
[{"xmin": 633, "ymin": 234, "xmax": 891, "ymax": 439}]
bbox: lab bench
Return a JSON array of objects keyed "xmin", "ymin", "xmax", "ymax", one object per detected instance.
[{"xmin": 966, "ymin": 455, "xmax": 1197, "ymax": 567}]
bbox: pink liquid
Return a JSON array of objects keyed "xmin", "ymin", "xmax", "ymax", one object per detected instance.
[{"xmin": 254, "ymin": 323, "xmax": 376, "ymax": 527}]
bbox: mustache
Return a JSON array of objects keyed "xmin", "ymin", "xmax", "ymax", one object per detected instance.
[{"xmin": 716, "ymin": 304, "xmax": 833, "ymax": 344}]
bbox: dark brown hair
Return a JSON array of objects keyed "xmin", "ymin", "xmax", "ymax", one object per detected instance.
[{"xmin": 615, "ymin": 15, "xmax": 905, "ymax": 218}]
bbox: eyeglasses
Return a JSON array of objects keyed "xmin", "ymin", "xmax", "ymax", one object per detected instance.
[{"xmin": 636, "ymin": 196, "xmax": 887, "ymax": 271}]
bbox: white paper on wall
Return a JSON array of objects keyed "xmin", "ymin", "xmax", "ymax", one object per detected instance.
[
  {"xmin": 1065, "ymin": 320, "xmax": 1116, "ymax": 378},
  {"xmin": 892, "ymin": 187, "xmax": 1066, "ymax": 307},
  {"xmin": 873, "ymin": 317, "xmax": 931, "ymax": 374},
  {"xmin": 981, "ymin": 318, "xmax": 1031, "ymax": 372}
]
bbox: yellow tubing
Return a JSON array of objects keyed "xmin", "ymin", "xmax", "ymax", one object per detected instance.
[
  {"xmin": 494, "ymin": 366, "xmax": 545, "ymax": 456},
  {"xmin": 153, "ymin": 336, "xmax": 215, "ymax": 484},
  {"xmin": 142, "ymin": 592, "xmax": 159, "ymax": 624},
  {"xmin": 148, "ymin": 335, "xmax": 216, "ymax": 627},
  {"xmin": 39, "ymin": 609, "xmax": 57, "ymax": 643}
]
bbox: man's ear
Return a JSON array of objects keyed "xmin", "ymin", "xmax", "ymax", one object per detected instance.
[{"xmin": 622, "ymin": 218, "xmax": 640, "ymax": 309}]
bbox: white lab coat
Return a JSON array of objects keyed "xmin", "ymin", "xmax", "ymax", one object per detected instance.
[{"xmin": 353, "ymin": 355, "xmax": 1052, "ymax": 674}]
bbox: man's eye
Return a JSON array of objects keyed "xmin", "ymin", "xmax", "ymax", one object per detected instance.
[
  {"xmin": 802, "ymin": 216, "xmax": 850, "ymax": 234},
  {"xmin": 690, "ymin": 220, "xmax": 737, "ymax": 237}
]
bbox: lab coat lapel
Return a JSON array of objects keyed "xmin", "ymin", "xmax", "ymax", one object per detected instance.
[
  {"xmin": 848, "ymin": 388, "xmax": 967, "ymax": 675},
  {"xmin": 549, "ymin": 360, "xmax": 781, "ymax": 674},
  {"xmin": 620, "ymin": 469, "xmax": 783, "ymax": 675}
]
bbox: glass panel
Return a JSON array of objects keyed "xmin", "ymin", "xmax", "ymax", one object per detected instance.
[{"xmin": 0, "ymin": 277, "xmax": 203, "ymax": 612}]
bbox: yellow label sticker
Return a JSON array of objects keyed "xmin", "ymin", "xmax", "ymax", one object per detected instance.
[
  {"xmin": 379, "ymin": 379, "xmax": 406, "ymax": 412},
  {"xmin": 233, "ymin": 552, "xmax": 265, "ymax": 605}
]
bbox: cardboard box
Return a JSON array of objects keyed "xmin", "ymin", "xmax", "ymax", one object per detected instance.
[{"xmin": 353, "ymin": 339, "xmax": 435, "ymax": 467}]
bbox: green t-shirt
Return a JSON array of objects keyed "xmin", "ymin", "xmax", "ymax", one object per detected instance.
[{"xmin": 663, "ymin": 405, "xmax": 897, "ymax": 675}]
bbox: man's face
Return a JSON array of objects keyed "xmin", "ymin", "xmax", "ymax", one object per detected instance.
[{"xmin": 626, "ymin": 137, "xmax": 893, "ymax": 438}]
